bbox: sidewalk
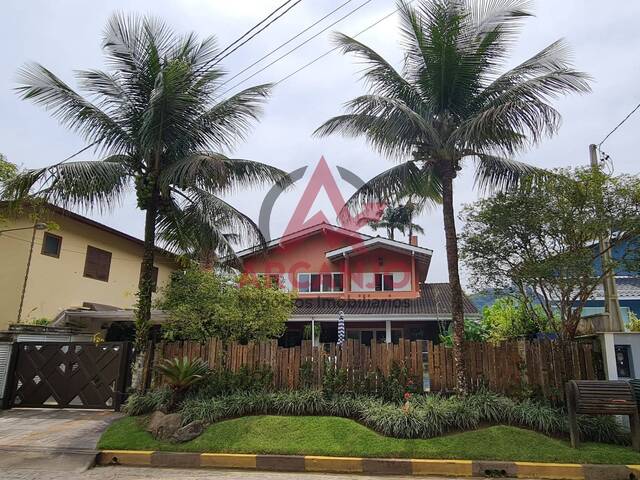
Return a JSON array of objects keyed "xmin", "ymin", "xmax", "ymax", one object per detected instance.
[{"xmin": 0, "ymin": 409, "xmax": 122, "ymax": 472}]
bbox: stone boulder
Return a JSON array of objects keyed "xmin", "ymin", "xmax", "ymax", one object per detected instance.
[
  {"xmin": 146, "ymin": 410, "xmax": 183, "ymax": 440},
  {"xmin": 171, "ymin": 420, "xmax": 205, "ymax": 443}
]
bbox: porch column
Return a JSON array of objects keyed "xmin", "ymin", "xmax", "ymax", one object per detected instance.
[
  {"xmin": 385, "ymin": 320, "xmax": 391, "ymax": 344},
  {"xmin": 344, "ymin": 253, "xmax": 350, "ymax": 293},
  {"xmin": 311, "ymin": 317, "xmax": 316, "ymax": 347}
]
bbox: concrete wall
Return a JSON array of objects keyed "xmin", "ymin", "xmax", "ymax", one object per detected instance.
[
  {"xmin": 0, "ymin": 211, "xmax": 179, "ymax": 329},
  {"xmin": 599, "ymin": 332, "xmax": 640, "ymax": 380}
]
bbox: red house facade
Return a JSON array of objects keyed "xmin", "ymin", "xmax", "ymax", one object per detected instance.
[{"xmin": 238, "ymin": 223, "xmax": 478, "ymax": 346}]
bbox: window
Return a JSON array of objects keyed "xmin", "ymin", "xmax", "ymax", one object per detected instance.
[
  {"xmin": 139, "ymin": 265, "xmax": 159, "ymax": 292},
  {"xmin": 256, "ymin": 273, "xmax": 282, "ymax": 289},
  {"xmin": 375, "ymin": 273, "xmax": 394, "ymax": 291},
  {"xmin": 297, "ymin": 273, "xmax": 344, "ymax": 293},
  {"xmin": 41, "ymin": 232, "xmax": 62, "ymax": 258},
  {"xmin": 83, "ymin": 246, "xmax": 112, "ymax": 282}
]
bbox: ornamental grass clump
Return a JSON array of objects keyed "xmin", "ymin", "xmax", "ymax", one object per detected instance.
[
  {"xmin": 123, "ymin": 387, "xmax": 171, "ymax": 416},
  {"xmin": 129, "ymin": 388, "xmax": 631, "ymax": 445}
]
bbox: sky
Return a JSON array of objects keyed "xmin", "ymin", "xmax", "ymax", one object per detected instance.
[{"xmin": 1, "ymin": 0, "xmax": 639, "ymax": 289}]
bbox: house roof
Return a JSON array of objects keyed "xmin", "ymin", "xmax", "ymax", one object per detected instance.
[
  {"xmin": 2, "ymin": 202, "xmax": 176, "ymax": 260},
  {"xmin": 590, "ymin": 277, "xmax": 640, "ymax": 300},
  {"xmin": 325, "ymin": 236, "xmax": 433, "ymax": 262},
  {"xmin": 291, "ymin": 283, "xmax": 478, "ymax": 317},
  {"xmin": 236, "ymin": 221, "xmax": 433, "ymax": 261},
  {"xmin": 235, "ymin": 222, "xmax": 371, "ymax": 259}
]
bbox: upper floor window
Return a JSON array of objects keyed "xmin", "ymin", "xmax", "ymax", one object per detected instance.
[
  {"xmin": 256, "ymin": 273, "xmax": 282, "ymax": 289},
  {"xmin": 83, "ymin": 245, "xmax": 112, "ymax": 282},
  {"xmin": 41, "ymin": 232, "xmax": 62, "ymax": 258},
  {"xmin": 298, "ymin": 272, "xmax": 344, "ymax": 293},
  {"xmin": 375, "ymin": 273, "xmax": 394, "ymax": 291}
]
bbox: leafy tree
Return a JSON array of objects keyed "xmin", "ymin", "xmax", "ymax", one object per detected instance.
[
  {"xmin": 480, "ymin": 297, "xmax": 548, "ymax": 342},
  {"xmin": 0, "ymin": 153, "xmax": 17, "ymax": 183},
  {"xmin": 315, "ymin": 0, "xmax": 590, "ymax": 392},
  {"xmin": 158, "ymin": 268, "xmax": 295, "ymax": 344},
  {"xmin": 460, "ymin": 168, "xmax": 640, "ymax": 340},
  {"xmin": 2, "ymin": 15, "xmax": 289, "ymax": 354}
]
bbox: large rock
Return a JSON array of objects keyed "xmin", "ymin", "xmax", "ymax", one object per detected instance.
[
  {"xmin": 146, "ymin": 410, "xmax": 183, "ymax": 440},
  {"xmin": 171, "ymin": 420, "xmax": 205, "ymax": 443}
]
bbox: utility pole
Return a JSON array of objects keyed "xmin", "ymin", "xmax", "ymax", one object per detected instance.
[{"xmin": 590, "ymin": 144, "xmax": 624, "ymax": 331}]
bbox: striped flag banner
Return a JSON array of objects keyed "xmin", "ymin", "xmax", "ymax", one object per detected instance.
[{"xmin": 337, "ymin": 310, "xmax": 345, "ymax": 346}]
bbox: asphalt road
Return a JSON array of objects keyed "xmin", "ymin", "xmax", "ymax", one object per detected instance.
[{"xmin": 3, "ymin": 466, "xmax": 483, "ymax": 480}]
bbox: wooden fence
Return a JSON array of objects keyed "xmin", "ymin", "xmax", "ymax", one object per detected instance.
[
  {"xmin": 145, "ymin": 337, "xmax": 600, "ymax": 401},
  {"xmin": 146, "ymin": 338, "xmax": 424, "ymax": 391},
  {"xmin": 427, "ymin": 340, "xmax": 598, "ymax": 401}
]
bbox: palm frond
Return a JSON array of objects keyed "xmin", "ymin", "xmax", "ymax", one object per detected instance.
[
  {"xmin": 1, "ymin": 158, "xmax": 130, "ymax": 212},
  {"xmin": 192, "ymin": 84, "xmax": 272, "ymax": 151},
  {"xmin": 15, "ymin": 63, "xmax": 130, "ymax": 153},
  {"xmin": 159, "ymin": 153, "xmax": 291, "ymax": 194},
  {"xmin": 339, "ymin": 161, "xmax": 441, "ymax": 223},
  {"xmin": 473, "ymin": 152, "xmax": 544, "ymax": 192}
]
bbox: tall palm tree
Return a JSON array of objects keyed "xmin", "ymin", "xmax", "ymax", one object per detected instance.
[
  {"xmin": 316, "ymin": 0, "xmax": 590, "ymax": 392},
  {"xmin": 3, "ymin": 14, "xmax": 289, "ymax": 357}
]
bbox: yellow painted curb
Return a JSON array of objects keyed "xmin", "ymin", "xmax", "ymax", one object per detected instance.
[
  {"xmin": 200, "ymin": 453, "xmax": 256, "ymax": 469},
  {"xmin": 305, "ymin": 455, "xmax": 363, "ymax": 473},
  {"xmin": 98, "ymin": 450, "xmax": 154, "ymax": 466},
  {"xmin": 411, "ymin": 459, "xmax": 473, "ymax": 477},
  {"xmin": 515, "ymin": 462, "xmax": 584, "ymax": 480}
]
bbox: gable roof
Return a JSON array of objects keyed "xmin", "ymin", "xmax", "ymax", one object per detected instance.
[
  {"xmin": 325, "ymin": 236, "xmax": 433, "ymax": 262},
  {"xmin": 291, "ymin": 283, "xmax": 478, "ymax": 317},
  {"xmin": 589, "ymin": 277, "xmax": 640, "ymax": 300},
  {"xmin": 235, "ymin": 222, "xmax": 371, "ymax": 259}
]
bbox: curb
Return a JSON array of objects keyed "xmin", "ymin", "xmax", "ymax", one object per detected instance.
[{"xmin": 97, "ymin": 451, "xmax": 640, "ymax": 479}]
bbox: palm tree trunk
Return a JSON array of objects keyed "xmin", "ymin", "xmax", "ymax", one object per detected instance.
[
  {"xmin": 135, "ymin": 178, "xmax": 159, "ymax": 351},
  {"xmin": 441, "ymin": 172, "xmax": 468, "ymax": 395}
]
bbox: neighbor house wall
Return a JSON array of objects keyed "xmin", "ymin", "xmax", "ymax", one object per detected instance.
[{"xmin": 0, "ymin": 211, "xmax": 178, "ymax": 329}]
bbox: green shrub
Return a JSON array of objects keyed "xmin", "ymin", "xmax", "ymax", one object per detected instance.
[
  {"xmin": 123, "ymin": 388, "xmax": 171, "ymax": 416},
  {"xmin": 142, "ymin": 388, "xmax": 632, "ymax": 446},
  {"xmin": 189, "ymin": 365, "xmax": 274, "ymax": 399}
]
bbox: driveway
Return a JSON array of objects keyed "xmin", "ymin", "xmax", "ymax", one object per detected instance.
[{"xmin": 0, "ymin": 408, "xmax": 122, "ymax": 472}]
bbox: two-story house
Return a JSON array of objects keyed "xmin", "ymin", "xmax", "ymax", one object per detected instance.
[
  {"xmin": 238, "ymin": 222, "xmax": 478, "ymax": 346},
  {"xmin": 0, "ymin": 203, "xmax": 180, "ymax": 330}
]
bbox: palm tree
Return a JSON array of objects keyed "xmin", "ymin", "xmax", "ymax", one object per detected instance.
[
  {"xmin": 316, "ymin": 0, "xmax": 590, "ymax": 393},
  {"xmin": 368, "ymin": 203, "xmax": 425, "ymax": 240},
  {"xmin": 3, "ymin": 14, "xmax": 290, "ymax": 359}
]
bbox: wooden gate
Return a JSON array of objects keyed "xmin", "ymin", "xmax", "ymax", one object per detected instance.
[{"xmin": 8, "ymin": 342, "xmax": 130, "ymax": 410}]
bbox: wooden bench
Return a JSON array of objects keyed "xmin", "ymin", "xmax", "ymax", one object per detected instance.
[{"xmin": 566, "ymin": 380, "xmax": 639, "ymax": 450}]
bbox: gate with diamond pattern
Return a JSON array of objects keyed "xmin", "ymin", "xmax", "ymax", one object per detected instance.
[{"xmin": 8, "ymin": 342, "xmax": 130, "ymax": 410}]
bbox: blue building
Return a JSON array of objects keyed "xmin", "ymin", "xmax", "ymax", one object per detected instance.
[{"xmin": 586, "ymin": 239, "xmax": 640, "ymax": 320}]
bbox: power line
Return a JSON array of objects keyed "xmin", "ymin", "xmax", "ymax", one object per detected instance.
[
  {"xmin": 212, "ymin": 0, "xmax": 304, "ymax": 66},
  {"xmin": 599, "ymin": 101, "xmax": 640, "ymax": 148},
  {"xmin": 273, "ymin": 2, "xmax": 408, "ymax": 87},
  {"xmin": 219, "ymin": 0, "xmax": 377, "ymax": 97},
  {"xmin": 219, "ymin": 0, "xmax": 356, "ymax": 89}
]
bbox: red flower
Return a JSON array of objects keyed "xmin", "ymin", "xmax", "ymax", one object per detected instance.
[{"xmin": 404, "ymin": 392, "xmax": 412, "ymax": 400}]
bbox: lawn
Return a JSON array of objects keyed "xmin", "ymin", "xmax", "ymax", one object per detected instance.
[{"xmin": 99, "ymin": 415, "xmax": 640, "ymax": 465}]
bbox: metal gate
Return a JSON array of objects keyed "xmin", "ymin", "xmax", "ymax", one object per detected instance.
[{"xmin": 8, "ymin": 342, "xmax": 130, "ymax": 410}]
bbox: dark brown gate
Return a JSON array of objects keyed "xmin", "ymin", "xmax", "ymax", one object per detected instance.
[{"xmin": 8, "ymin": 342, "xmax": 130, "ymax": 410}]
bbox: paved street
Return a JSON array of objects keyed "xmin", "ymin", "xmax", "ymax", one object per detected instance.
[{"xmin": 3, "ymin": 465, "xmax": 479, "ymax": 480}]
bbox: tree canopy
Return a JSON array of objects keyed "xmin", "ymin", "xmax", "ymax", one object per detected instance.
[
  {"xmin": 461, "ymin": 168, "xmax": 640, "ymax": 339},
  {"xmin": 158, "ymin": 268, "xmax": 295, "ymax": 344}
]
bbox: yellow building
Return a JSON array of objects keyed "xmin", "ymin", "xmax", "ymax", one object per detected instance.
[{"xmin": 0, "ymin": 204, "xmax": 180, "ymax": 330}]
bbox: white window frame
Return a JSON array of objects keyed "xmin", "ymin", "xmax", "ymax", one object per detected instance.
[
  {"xmin": 297, "ymin": 272, "xmax": 344, "ymax": 293},
  {"xmin": 374, "ymin": 273, "xmax": 394, "ymax": 291}
]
